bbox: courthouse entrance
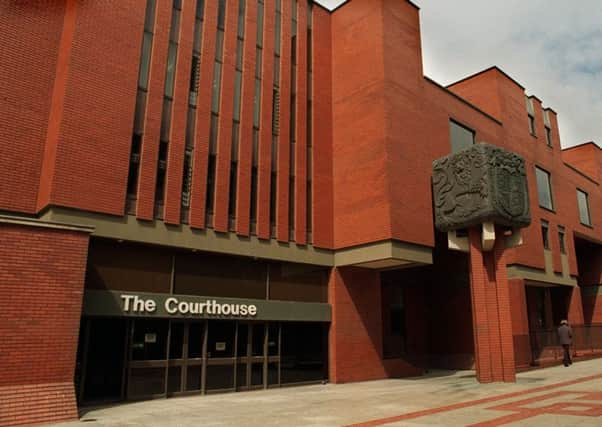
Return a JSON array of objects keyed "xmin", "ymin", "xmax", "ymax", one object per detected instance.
[{"xmin": 77, "ymin": 315, "xmax": 328, "ymax": 404}]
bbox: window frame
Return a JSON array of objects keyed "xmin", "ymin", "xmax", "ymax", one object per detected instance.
[
  {"xmin": 448, "ymin": 119, "xmax": 475, "ymax": 153},
  {"xmin": 577, "ymin": 189, "xmax": 592, "ymax": 227},
  {"xmin": 535, "ymin": 166, "xmax": 554, "ymax": 211}
]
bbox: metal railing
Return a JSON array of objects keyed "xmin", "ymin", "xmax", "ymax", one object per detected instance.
[{"xmin": 530, "ymin": 324, "xmax": 602, "ymax": 364}]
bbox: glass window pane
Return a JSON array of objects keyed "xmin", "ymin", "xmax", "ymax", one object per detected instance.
[
  {"xmin": 133, "ymin": 90, "xmax": 147, "ymax": 135},
  {"xmin": 144, "ymin": 0, "xmax": 157, "ymax": 32},
  {"xmin": 129, "ymin": 367, "xmax": 165, "ymax": 397},
  {"xmin": 256, "ymin": 2, "xmax": 264, "ymax": 47},
  {"xmin": 186, "ymin": 365, "xmax": 201, "ymax": 391},
  {"xmin": 169, "ymin": 9, "xmax": 180, "ymax": 43},
  {"xmin": 188, "ymin": 322, "xmax": 204, "ymax": 358},
  {"xmin": 578, "ymin": 190, "xmax": 591, "ymax": 225},
  {"xmin": 215, "ymin": 29, "xmax": 224, "ymax": 60},
  {"xmin": 165, "ymin": 42, "xmax": 177, "ymax": 97},
  {"xmin": 132, "ymin": 320, "xmax": 169, "ymax": 361},
  {"xmin": 138, "ymin": 32, "xmax": 153, "ymax": 89},
  {"xmin": 211, "ymin": 62, "xmax": 222, "ymax": 114},
  {"xmin": 281, "ymin": 323, "xmax": 326, "ymax": 384},
  {"xmin": 536, "ymin": 167, "xmax": 553, "ymax": 210},
  {"xmin": 233, "ymin": 70, "xmax": 242, "ymax": 121},
  {"xmin": 193, "ymin": 19, "xmax": 203, "ymax": 53},
  {"xmin": 449, "ymin": 120, "xmax": 474, "ymax": 153}
]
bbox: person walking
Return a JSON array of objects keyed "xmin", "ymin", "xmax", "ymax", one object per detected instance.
[{"xmin": 557, "ymin": 320, "xmax": 573, "ymax": 367}]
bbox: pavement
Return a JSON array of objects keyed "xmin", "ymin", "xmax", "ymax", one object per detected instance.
[{"xmin": 50, "ymin": 358, "xmax": 602, "ymax": 427}]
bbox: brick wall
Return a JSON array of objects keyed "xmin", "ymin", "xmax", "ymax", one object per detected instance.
[
  {"xmin": 0, "ymin": 1, "xmax": 65, "ymax": 213},
  {"xmin": 0, "ymin": 222, "xmax": 90, "ymax": 426},
  {"xmin": 328, "ymin": 267, "xmax": 421, "ymax": 383}
]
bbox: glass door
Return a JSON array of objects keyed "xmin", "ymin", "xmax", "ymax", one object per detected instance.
[
  {"xmin": 236, "ymin": 323, "xmax": 267, "ymax": 390},
  {"xmin": 205, "ymin": 320, "xmax": 236, "ymax": 393},
  {"xmin": 127, "ymin": 319, "xmax": 169, "ymax": 399},
  {"xmin": 166, "ymin": 321, "xmax": 205, "ymax": 395}
]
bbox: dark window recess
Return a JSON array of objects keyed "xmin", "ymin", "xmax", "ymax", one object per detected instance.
[
  {"xmin": 528, "ymin": 114, "xmax": 536, "ymax": 136},
  {"xmin": 154, "ymin": 0, "xmax": 182, "ymax": 217},
  {"xmin": 541, "ymin": 221, "xmax": 550, "ymax": 250},
  {"xmin": 206, "ymin": 155, "xmax": 216, "ymax": 215},
  {"xmin": 228, "ymin": 161, "xmax": 237, "ymax": 220},
  {"xmin": 545, "ymin": 126, "xmax": 553, "ymax": 147},
  {"xmin": 558, "ymin": 227, "xmax": 566, "ymax": 254},
  {"xmin": 127, "ymin": 0, "xmax": 157, "ymax": 209},
  {"xmin": 382, "ymin": 282, "xmax": 405, "ymax": 358},
  {"xmin": 449, "ymin": 120, "xmax": 475, "ymax": 153},
  {"xmin": 250, "ymin": 167, "xmax": 258, "ymax": 222},
  {"xmin": 270, "ymin": 172, "xmax": 277, "ymax": 226}
]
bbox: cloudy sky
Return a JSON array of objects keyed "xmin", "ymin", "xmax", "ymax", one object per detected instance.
[{"xmin": 317, "ymin": 0, "xmax": 602, "ymax": 148}]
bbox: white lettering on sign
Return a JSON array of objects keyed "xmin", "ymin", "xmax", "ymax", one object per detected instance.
[
  {"xmin": 121, "ymin": 294, "xmax": 157, "ymax": 313},
  {"xmin": 121, "ymin": 294, "xmax": 258, "ymax": 318}
]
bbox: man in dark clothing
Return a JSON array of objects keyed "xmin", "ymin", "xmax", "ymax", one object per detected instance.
[{"xmin": 558, "ymin": 320, "xmax": 573, "ymax": 367}]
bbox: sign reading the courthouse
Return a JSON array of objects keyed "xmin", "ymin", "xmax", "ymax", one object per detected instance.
[
  {"xmin": 82, "ymin": 290, "xmax": 331, "ymax": 322},
  {"xmin": 121, "ymin": 294, "xmax": 258, "ymax": 317}
]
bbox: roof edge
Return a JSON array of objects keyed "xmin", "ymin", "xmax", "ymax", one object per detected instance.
[
  {"xmin": 446, "ymin": 66, "xmax": 526, "ymax": 91},
  {"xmin": 562, "ymin": 141, "xmax": 601, "ymax": 151}
]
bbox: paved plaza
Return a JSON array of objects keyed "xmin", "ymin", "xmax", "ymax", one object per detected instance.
[{"xmin": 51, "ymin": 358, "xmax": 602, "ymax": 427}]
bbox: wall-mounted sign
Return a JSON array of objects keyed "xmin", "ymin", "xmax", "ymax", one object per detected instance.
[
  {"xmin": 121, "ymin": 294, "xmax": 258, "ymax": 318},
  {"xmin": 215, "ymin": 342, "xmax": 226, "ymax": 351},
  {"xmin": 82, "ymin": 290, "xmax": 331, "ymax": 322},
  {"xmin": 144, "ymin": 333, "xmax": 157, "ymax": 343}
]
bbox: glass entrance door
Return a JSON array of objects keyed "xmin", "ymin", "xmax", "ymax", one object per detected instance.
[
  {"xmin": 166, "ymin": 321, "xmax": 205, "ymax": 395},
  {"xmin": 127, "ymin": 319, "xmax": 169, "ymax": 399},
  {"xmin": 236, "ymin": 323, "xmax": 267, "ymax": 390},
  {"xmin": 205, "ymin": 320, "xmax": 236, "ymax": 392}
]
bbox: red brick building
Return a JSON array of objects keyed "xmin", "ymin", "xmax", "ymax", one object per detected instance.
[{"xmin": 1, "ymin": 0, "xmax": 601, "ymax": 425}]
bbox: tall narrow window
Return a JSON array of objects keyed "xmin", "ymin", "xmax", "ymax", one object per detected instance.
[
  {"xmin": 526, "ymin": 96, "xmax": 536, "ymax": 136},
  {"xmin": 541, "ymin": 220, "xmax": 550, "ymax": 250},
  {"xmin": 155, "ymin": 0, "xmax": 183, "ymax": 219},
  {"xmin": 544, "ymin": 110, "xmax": 553, "ymax": 147},
  {"xmin": 206, "ymin": 0, "xmax": 227, "ymax": 225},
  {"xmin": 306, "ymin": 2, "xmax": 313, "ymax": 241},
  {"xmin": 535, "ymin": 167, "xmax": 554, "ymax": 210},
  {"xmin": 270, "ymin": 0, "xmax": 282, "ymax": 232},
  {"xmin": 250, "ymin": 0, "xmax": 264, "ymax": 227},
  {"xmin": 229, "ymin": 0, "xmax": 246, "ymax": 225},
  {"xmin": 528, "ymin": 114, "xmax": 536, "ymax": 136},
  {"xmin": 127, "ymin": 0, "xmax": 157, "ymax": 213},
  {"xmin": 449, "ymin": 120, "xmax": 475, "ymax": 153},
  {"xmin": 289, "ymin": 0, "xmax": 298, "ymax": 237},
  {"xmin": 180, "ymin": 0, "xmax": 205, "ymax": 223},
  {"xmin": 558, "ymin": 226, "xmax": 566, "ymax": 254},
  {"xmin": 577, "ymin": 189, "xmax": 592, "ymax": 226}
]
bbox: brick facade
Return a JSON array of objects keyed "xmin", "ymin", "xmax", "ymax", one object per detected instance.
[
  {"xmin": 1, "ymin": 0, "xmax": 602, "ymax": 424},
  {"xmin": 0, "ymin": 221, "xmax": 91, "ymax": 426}
]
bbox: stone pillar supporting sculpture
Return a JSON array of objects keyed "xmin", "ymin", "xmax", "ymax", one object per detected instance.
[{"xmin": 432, "ymin": 143, "xmax": 531, "ymax": 383}]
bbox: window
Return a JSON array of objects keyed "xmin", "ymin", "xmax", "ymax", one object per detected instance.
[
  {"xmin": 545, "ymin": 126, "xmax": 553, "ymax": 147},
  {"xmin": 558, "ymin": 226, "xmax": 566, "ymax": 254},
  {"xmin": 577, "ymin": 189, "xmax": 592, "ymax": 226},
  {"xmin": 541, "ymin": 220, "xmax": 550, "ymax": 250},
  {"xmin": 535, "ymin": 167, "xmax": 554, "ymax": 210},
  {"xmin": 528, "ymin": 114, "xmax": 536, "ymax": 136},
  {"xmin": 449, "ymin": 120, "xmax": 475, "ymax": 153}
]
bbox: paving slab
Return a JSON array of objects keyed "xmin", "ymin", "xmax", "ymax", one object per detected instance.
[{"xmin": 50, "ymin": 358, "xmax": 602, "ymax": 427}]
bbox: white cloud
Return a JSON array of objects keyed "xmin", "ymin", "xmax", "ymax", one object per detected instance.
[{"xmin": 413, "ymin": 0, "xmax": 602, "ymax": 148}]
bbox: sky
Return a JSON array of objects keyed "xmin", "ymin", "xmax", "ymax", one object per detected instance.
[{"xmin": 316, "ymin": 0, "xmax": 602, "ymax": 148}]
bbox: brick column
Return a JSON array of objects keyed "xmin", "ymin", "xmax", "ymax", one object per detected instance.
[
  {"xmin": 0, "ymin": 216, "xmax": 92, "ymax": 427},
  {"xmin": 468, "ymin": 227, "xmax": 516, "ymax": 383}
]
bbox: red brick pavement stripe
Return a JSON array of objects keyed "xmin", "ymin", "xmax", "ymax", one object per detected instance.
[{"xmin": 345, "ymin": 373, "xmax": 602, "ymax": 427}]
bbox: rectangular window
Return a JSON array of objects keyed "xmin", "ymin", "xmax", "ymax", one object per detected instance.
[
  {"xmin": 558, "ymin": 226, "xmax": 566, "ymax": 254},
  {"xmin": 541, "ymin": 220, "xmax": 550, "ymax": 250},
  {"xmin": 449, "ymin": 120, "xmax": 475, "ymax": 153},
  {"xmin": 535, "ymin": 167, "xmax": 554, "ymax": 210},
  {"xmin": 577, "ymin": 189, "xmax": 592, "ymax": 226},
  {"xmin": 545, "ymin": 126, "xmax": 553, "ymax": 147},
  {"xmin": 528, "ymin": 114, "xmax": 536, "ymax": 136}
]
